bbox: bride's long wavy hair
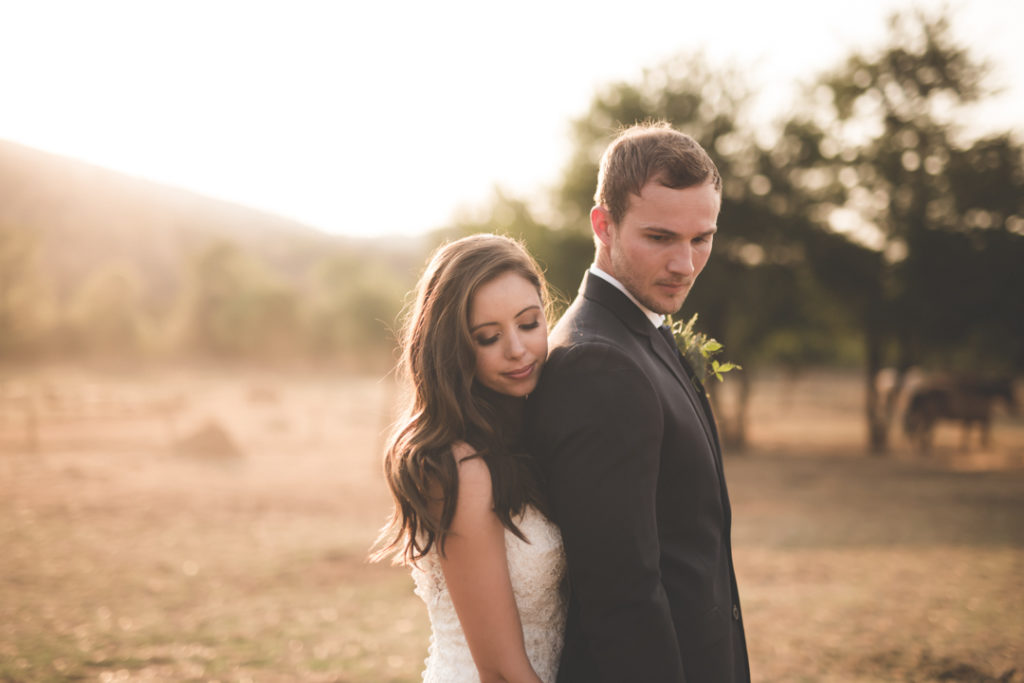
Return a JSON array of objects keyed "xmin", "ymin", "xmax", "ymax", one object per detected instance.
[{"xmin": 371, "ymin": 234, "xmax": 552, "ymax": 565}]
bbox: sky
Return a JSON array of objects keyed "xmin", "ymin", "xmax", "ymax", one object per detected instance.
[{"xmin": 1, "ymin": 0, "xmax": 1021, "ymax": 239}]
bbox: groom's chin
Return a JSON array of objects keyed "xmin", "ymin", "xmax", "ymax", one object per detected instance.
[{"xmin": 646, "ymin": 295, "xmax": 688, "ymax": 317}]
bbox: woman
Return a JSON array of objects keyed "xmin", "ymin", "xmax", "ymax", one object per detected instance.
[{"xmin": 372, "ymin": 234, "xmax": 566, "ymax": 682}]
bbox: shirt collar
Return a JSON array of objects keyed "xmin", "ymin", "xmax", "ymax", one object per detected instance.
[{"xmin": 588, "ymin": 265, "xmax": 665, "ymax": 329}]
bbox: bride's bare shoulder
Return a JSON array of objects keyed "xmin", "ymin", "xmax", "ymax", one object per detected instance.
[{"xmin": 449, "ymin": 441, "xmax": 493, "ymax": 502}]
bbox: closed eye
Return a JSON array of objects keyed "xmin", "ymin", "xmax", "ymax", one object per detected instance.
[
  {"xmin": 520, "ymin": 321, "xmax": 541, "ymax": 331},
  {"xmin": 475, "ymin": 334, "xmax": 499, "ymax": 346}
]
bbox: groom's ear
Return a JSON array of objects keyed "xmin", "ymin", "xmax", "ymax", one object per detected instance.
[{"xmin": 591, "ymin": 206, "xmax": 614, "ymax": 247}]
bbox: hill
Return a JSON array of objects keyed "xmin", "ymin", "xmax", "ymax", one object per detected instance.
[{"xmin": 0, "ymin": 138, "xmax": 425, "ymax": 307}]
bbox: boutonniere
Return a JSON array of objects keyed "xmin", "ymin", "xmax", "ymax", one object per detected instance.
[{"xmin": 666, "ymin": 313, "xmax": 741, "ymax": 383}]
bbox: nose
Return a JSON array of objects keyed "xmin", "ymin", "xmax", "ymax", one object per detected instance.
[
  {"xmin": 505, "ymin": 330, "xmax": 526, "ymax": 359},
  {"xmin": 666, "ymin": 244, "xmax": 695, "ymax": 277}
]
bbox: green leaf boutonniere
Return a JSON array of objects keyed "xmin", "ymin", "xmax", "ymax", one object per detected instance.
[{"xmin": 666, "ymin": 313, "xmax": 742, "ymax": 383}]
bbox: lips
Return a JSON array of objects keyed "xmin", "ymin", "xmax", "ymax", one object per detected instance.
[
  {"xmin": 502, "ymin": 362, "xmax": 536, "ymax": 380},
  {"xmin": 657, "ymin": 282, "xmax": 689, "ymax": 293}
]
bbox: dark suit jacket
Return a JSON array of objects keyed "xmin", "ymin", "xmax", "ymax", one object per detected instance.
[{"xmin": 527, "ymin": 272, "xmax": 750, "ymax": 683}]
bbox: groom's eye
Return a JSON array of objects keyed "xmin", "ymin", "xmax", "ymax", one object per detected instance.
[
  {"xmin": 520, "ymin": 321, "xmax": 541, "ymax": 331},
  {"xmin": 645, "ymin": 231, "xmax": 672, "ymax": 243}
]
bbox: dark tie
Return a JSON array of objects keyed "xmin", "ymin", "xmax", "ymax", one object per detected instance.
[
  {"xmin": 658, "ymin": 323, "xmax": 703, "ymax": 390},
  {"xmin": 657, "ymin": 324, "xmax": 679, "ymax": 357}
]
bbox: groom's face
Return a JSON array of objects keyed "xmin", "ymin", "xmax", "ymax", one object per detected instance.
[{"xmin": 597, "ymin": 179, "xmax": 720, "ymax": 315}]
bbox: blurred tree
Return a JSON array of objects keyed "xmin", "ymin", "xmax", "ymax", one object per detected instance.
[
  {"xmin": 804, "ymin": 9, "xmax": 1024, "ymax": 452},
  {"xmin": 174, "ymin": 241, "xmax": 302, "ymax": 359},
  {"xmin": 303, "ymin": 250, "xmax": 408, "ymax": 363},
  {"xmin": 0, "ymin": 223, "xmax": 56, "ymax": 360},
  {"xmin": 64, "ymin": 263, "xmax": 146, "ymax": 357},
  {"xmin": 940, "ymin": 136, "xmax": 1024, "ymax": 369}
]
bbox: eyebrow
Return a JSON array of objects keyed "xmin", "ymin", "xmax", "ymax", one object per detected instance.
[
  {"xmin": 642, "ymin": 226, "xmax": 718, "ymax": 238},
  {"xmin": 469, "ymin": 305, "xmax": 541, "ymax": 332}
]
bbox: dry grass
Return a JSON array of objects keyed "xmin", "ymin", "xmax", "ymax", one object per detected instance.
[{"xmin": 1, "ymin": 366, "xmax": 1022, "ymax": 682}]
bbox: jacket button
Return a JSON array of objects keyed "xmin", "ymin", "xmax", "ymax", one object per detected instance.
[{"xmin": 732, "ymin": 605, "xmax": 740, "ymax": 621}]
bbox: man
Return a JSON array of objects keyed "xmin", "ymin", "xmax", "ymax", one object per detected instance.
[{"xmin": 528, "ymin": 122, "xmax": 750, "ymax": 682}]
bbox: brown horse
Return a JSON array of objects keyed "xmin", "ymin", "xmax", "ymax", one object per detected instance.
[{"xmin": 903, "ymin": 376, "xmax": 1018, "ymax": 453}]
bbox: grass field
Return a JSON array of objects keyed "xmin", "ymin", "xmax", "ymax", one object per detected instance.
[{"xmin": 1, "ymin": 366, "xmax": 1022, "ymax": 682}]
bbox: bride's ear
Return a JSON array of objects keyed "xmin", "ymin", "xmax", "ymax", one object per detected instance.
[{"xmin": 591, "ymin": 206, "xmax": 614, "ymax": 247}]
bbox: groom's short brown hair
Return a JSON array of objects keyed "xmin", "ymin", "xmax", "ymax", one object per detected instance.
[{"xmin": 595, "ymin": 122, "xmax": 722, "ymax": 224}]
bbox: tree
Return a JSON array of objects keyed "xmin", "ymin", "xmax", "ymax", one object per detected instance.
[
  {"xmin": 173, "ymin": 241, "xmax": 301, "ymax": 359},
  {"xmin": 303, "ymin": 250, "xmax": 408, "ymax": 363},
  {"xmin": 64, "ymin": 263, "xmax": 146, "ymax": 357},
  {"xmin": 0, "ymin": 223, "xmax": 55, "ymax": 360},
  {"xmin": 805, "ymin": 9, "xmax": 1024, "ymax": 452}
]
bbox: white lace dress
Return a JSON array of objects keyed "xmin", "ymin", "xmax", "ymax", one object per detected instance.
[{"xmin": 411, "ymin": 506, "xmax": 567, "ymax": 682}]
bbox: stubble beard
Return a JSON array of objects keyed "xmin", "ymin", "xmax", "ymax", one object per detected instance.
[
  {"xmin": 638, "ymin": 287, "xmax": 688, "ymax": 316},
  {"xmin": 610, "ymin": 251, "xmax": 690, "ymax": 316}
]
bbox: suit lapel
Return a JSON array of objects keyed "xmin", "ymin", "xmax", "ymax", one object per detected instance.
[
  {"xmin": 662, "ymin": 333, "xmax": 733, "ymax": 522},
  {"xmin": 687, "ymin": 367, "xmax": 724, "ymax": 460},
  {"xmin": 650, "ymin": 329, "xmax": 725, "ymax": 478},
  {"xmin": 668, "ymin": 343, "xmax": 723, "ymax": 458}
]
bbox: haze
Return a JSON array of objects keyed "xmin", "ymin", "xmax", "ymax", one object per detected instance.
[{"xmin": 1, "ymin": 0, "xmax": 1020, "ymax": 238}]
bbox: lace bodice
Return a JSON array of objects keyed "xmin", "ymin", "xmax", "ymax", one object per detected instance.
[{"xmin": 411, "ymin": 506, "xmax": 567, "ymax": 682}]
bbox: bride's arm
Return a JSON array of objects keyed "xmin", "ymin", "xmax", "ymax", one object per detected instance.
[{"xmin": 439, "ymin": 443, "xmax": 543, "ymax": 683}]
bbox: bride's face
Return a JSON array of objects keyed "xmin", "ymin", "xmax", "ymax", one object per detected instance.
[{"xmin": 468, "ymin": 271, "xmax": 547, "ymax": 397}]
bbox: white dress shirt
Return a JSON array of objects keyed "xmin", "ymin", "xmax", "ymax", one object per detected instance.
[{"xmin": 588, "ymin": 265, "xmax": 665, "ymax": 329}]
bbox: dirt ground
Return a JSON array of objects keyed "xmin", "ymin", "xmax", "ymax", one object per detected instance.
[{"xmin": 1, "ymin": 366, "xmax": 1021, "ymax": 682}]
